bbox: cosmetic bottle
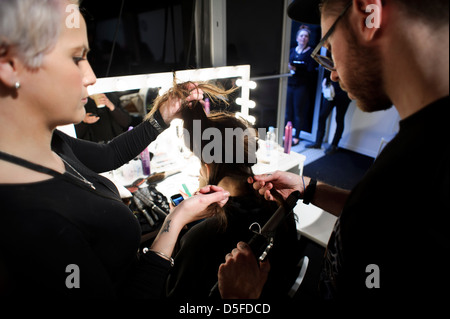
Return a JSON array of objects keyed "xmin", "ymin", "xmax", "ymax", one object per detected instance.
[{"xmin": 284, "ymin": 121, "xmax": 293, "ymax": 154}]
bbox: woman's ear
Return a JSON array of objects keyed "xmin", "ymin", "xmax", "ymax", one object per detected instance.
[{"xmin": 0, "ymin": 50, "xmax": 21, "ymax": 89}]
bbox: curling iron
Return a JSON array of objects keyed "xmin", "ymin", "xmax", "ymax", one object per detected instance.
[{"xmin": 209, "ymin": 190, "xmax": 302, "ymax": 298}]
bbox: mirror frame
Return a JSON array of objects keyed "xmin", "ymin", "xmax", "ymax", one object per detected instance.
[{"xmin": 87, "ymin": 65, "xmax": 252, "ymax": 120}]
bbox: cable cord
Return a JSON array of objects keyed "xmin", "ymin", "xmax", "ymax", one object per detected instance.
[{"xmin": 105, "ymin": 0, "xmax": 125, "ymax": 77}]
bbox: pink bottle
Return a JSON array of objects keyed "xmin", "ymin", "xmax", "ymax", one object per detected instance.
[
  {"xmin": 140, "ymin": 148, "xmax": 151, "ymax": 176},
  {"xmin": 284, "ymin": 121, "xmax": 293, "ymax": 154}
]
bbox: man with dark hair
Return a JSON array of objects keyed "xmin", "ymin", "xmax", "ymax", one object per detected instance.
[{"xmin": 218, "ymin": 0, "xmax": 449, "ymax": 302}]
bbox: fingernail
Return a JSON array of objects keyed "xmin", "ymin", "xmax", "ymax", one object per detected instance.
[
  {"xmin": 238, "ymin": 242, "xmax": 248, "ymax": 249},
  {"xmin": 224, "ymin": 191, "xmax": 230, "ymax": 197}
]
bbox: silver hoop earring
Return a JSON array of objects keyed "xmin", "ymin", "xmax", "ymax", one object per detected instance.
[{"xmin": 14, "ymin": 81, "xmax": 21, "ymax": 90}]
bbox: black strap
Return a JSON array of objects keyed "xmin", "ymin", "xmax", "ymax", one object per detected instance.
[
  {"xmin": 0, "ymin": 150, "xmax": 62, "ymax": 178},
  {"xmin": 303, "ymin": 178, "xmax": 317, "ymax": 205},
  {"xmin": 0, "ymin": 150, "xmax": 123, "ymax": 203}
]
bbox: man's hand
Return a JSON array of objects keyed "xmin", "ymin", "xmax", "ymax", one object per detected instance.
[
  {"xmin": 249, "ymin": 171, "xmax": 308, "ymax": 202},
  {"xmin": 218, "ymin": 242, "xmax": 270, "ymax": 299}
]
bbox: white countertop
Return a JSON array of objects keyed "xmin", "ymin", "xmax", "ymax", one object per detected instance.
[{"xmin": 294, "ymin": 202, "xmax": 337, "ymax": 248}]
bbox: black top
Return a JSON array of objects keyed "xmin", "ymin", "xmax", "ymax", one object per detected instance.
[
  {"xmin": 320, "ymin": 96, "xmax": 450, "ymax": 301},
  {"xmin": 288, "ymin": 47, "xmax": 317, "ymax": 86},
  {"xmin": 75, "ymin": 93, "xmax": 132, "ymax": 144},
  {"xmin": 0, "ymin": 114, "xmax": 172, "ymax": 298},
  {"xmin": 165, "ymin": 196, "xmax": 300, "ymax": 299}
]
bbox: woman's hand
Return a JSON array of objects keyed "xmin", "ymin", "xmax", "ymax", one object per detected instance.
[
  {"xmin": 171, "ymin": 185, "xmax": 230, "ymax": 226},
  {"xmin": 82, "ymin": 113, "xmax": 100, "ymax": 124},
  {"xmin": 159, "ymin": 82, "xmax": 204, "ymax": 124},
  {"xmin": 150, "ymin": 185, "xmax": 229, "ymax": 259},
  {"xmin": 98, "ymin": 94, "xmax": 115, "ymax": 111},
  {"xmin": 288, "ymin": 63, "xmax": 296, "ymax": 72}
]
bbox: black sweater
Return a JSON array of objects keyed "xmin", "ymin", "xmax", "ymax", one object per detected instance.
[
  {"xmin": 288, "ymin": 47, "xmax": 317, "ymax": 86},
  {"xmin": 75, "ymin": 93, "xmax": 132, "ymax": 143},
  {"xmin": 320, "ymin": 96, "xmax": 450, "ymax": 300},
  {"xmin": 0, "ymin": 114, "xmax": 172, "ymax": 298},
  {"xmin": 165, "ymin": 196, "xmax": 300, "ymax": 299}
]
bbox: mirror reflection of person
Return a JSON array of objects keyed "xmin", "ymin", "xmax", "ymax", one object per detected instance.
[
  {"xmin": 285, "ymin": 25, "xmax": 318, "ymax": 145},
  {"xmin": 75, "ymin": 93, "xmax": 132, "ymax": 143},
  {"xmin": 306, "ymin": 69, "xmax": 351, "ymax": 155}
]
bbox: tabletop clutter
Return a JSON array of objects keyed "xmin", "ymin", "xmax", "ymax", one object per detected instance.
[{"xmin": 101, "ymin": 120, "xmax": 305, "ymax": 238}]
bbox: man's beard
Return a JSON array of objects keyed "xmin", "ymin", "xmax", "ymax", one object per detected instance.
[{"xmin": 341, "ymin": 29, "xmax": 393, "ymax": 113}]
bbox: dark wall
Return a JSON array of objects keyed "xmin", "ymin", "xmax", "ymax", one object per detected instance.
[
  {"xmin": 226, "ymin": 0, "xmax": 285, "ymax": 129},
  {"xmin": 82, "ymin": 0, "xmax": 195, "ymax": 77},
  {"xmin": 82, "ymin": 0, "xmax": 291, "ymax": 129}
]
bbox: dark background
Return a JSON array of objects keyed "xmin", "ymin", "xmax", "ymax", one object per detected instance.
[{"xmin": 80, "ymin": 0, "xmax": 321, "ymax": 130}]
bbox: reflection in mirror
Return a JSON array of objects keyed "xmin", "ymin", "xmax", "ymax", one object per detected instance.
[
  {"xmin": 206, "ymin": 77, "xmax": 241, "ymax": 114},
  {"xmin": 87, "ymin": 65, "xmax": 252, "ymax": 119},
  {"xmin": 72, "ymin": 66, "xmax": 253, "ymax": 143},
  {"xmin": 284, "ymin": 22, "xmax": 321, "ymax": 144},
  {"xmin": 75, "ymin": 91, "xmax": 139, "ymax": 144}
]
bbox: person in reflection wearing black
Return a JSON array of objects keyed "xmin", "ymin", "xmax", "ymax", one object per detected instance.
[
  {"xmin": 286, "ymin": 25, "xmax": 318, "ymax": 145},
  {"xmin": 306, "ymin": 68, "xmax": 351, "ymax": 155},
  {"xmin": 75, "ymin": 93, "xmax": 132, "ymax": 143}
]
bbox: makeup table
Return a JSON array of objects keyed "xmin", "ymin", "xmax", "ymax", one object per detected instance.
[{"xmin": 102, "ymin": 134, "xmax": 335, "ymax": 248}]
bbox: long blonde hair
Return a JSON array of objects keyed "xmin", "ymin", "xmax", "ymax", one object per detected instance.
[{"xmin": 145, "ymin": 79, "xmax": 237, "ymax": 120}]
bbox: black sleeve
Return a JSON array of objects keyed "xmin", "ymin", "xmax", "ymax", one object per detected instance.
[
  {"xmin": 58, "ymin": 110, "xmax": 169, "ymax": 173},
  {"xmin": 120, "ymin": 252, "xmax": 172, "ymax": 299},
  {"xmin": 107, "ymin": 93, "xmax": 132, "ymax": 129},
  {"xmin": 110, "ymin": 107, "xmax": 132, "ymax": 129},
  {"xmin": 288, "ymin": 48, "xmax": 295, "ymax": 64},
  {"xmin": 306, "ymin": 54, "xmax": 318, "ymax": 73},
  {"xmin": 74, "ymin": 122, "xmax": 90, "ymax": 140}
]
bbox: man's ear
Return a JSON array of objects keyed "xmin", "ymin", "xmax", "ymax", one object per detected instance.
[{"xmin": 353, "ymin": 0, "xmax": 383, "ymax": 42}]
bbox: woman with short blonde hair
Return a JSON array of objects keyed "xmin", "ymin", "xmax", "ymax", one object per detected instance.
[{"xmin": 0, "ymin": 0, "xmax": 229, "ymax": 298}]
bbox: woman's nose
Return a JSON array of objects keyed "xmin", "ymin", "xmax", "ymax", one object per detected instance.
[{"xmin": 83, "ymin": 61, "xmax": 97, "ymax": 87}]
